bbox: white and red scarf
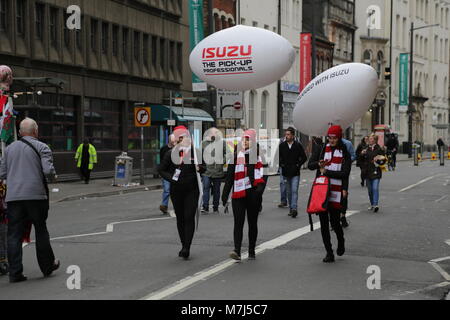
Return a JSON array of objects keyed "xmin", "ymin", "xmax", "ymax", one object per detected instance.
[
  {"xmin": 323, "ymin": 144, "xmax": 344, "ymax": 210},
  {"xmin": 232, "ymin": 149, "xmax": 265, "ymax": 199}
]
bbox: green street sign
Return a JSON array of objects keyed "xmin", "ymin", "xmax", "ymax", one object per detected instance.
[{"xmin": 399, "ymin": 53, "xmax": 409, "ymax": 107}]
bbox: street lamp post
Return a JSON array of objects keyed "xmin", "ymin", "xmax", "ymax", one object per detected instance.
[{"xmin": 407, "ymin": 22, "xmax": 439, "ymax": 158}]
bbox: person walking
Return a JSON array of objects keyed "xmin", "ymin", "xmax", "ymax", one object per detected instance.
[
  {"xmin": 159, "ymin": 134, "xmax": 176, "ymax": 214},
  {"xmin": 0, "ymin": 182, "xmax": 7, "ymax": 276},
  {"xmin": 201, "ymin": 128, "xmax": 226, "ymax": 214},
  {"xmin": 359, "ymin": 134, "xmax": 386, "ymax": 213},
  {"xmin": 0, "ymin": 118, "xmax": 60, "ymax": 283},
  {"xmin": 437, "ymin": 137, "xmax": 445, "ymax": 153},
  {"xmin": 279, "ymin": 127, "xmax": 307, "ymax": 218},
  {"xmin": 339, "ymin": 137, "xmax": 356, "ymax": 228},
  {"xmin": 308, "ymin": 125, "xmax": 351, "ymax": 263},
  {"xmin": 222, "ymin": 129, "xmax": 268, "ymax": 261},
  {"xmin": 158, "ymin": 126, "xmax": 204, "ymax": 260},
  {"xmin": 356, "ymin": 136, "xmax": 369, "ymax": 187},
  {"xmin": 75, "ymin": 138, "xmax": 97, "ymax": 184},
  {"xmin": 386, "ymin": 133, "xmax": 399, "ymax": 170}
]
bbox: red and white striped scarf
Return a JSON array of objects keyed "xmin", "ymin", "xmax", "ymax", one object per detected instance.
[
  {"xmin": 323, "ymin": 144, "xmax": 344, "ymax": 210},
  {"xmin": 232, "ymin": 149, "xmax": 265, "ymax": 199}
]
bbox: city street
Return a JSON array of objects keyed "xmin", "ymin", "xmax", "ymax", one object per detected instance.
[{"xmin": 0, "ymin": 160, "xmax": 449, "ymax": 300}]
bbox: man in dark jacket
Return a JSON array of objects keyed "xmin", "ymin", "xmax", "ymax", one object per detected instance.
[
  {"xmin": 279, "ymin": 127, "xmax": 307, "ymax": 218},
  {"xmin": 201, "ymin": 128, "xmax": 226, "ymax": 214},
  {"xmin": 159, "ymin": 134, "xmax": 175, "ymax": 214},
  {"xmin": 386, "ymin": 133, "xmax": 399, "ymax": 170}
]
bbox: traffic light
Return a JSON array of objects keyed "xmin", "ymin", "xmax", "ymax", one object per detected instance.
[{"xmin": 385, "ymin": 67, "xmax": 391, "ymax": 81}]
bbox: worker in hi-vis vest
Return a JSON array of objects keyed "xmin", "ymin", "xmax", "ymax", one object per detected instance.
[{"xmin": 75, "ymin": 138, "xmax": 97, "ymax": 184}]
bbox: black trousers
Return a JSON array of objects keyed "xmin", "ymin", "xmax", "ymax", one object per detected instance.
[
  {"xmin": 319, "ymin": 208, "xmax": 345, "ymax": 254},
  {"xmin": 7, "ymin": 200, "xmax": 55, "ymax": 278},
  {"xmin": 80, "ymin": 167, "xmax": 91, "ymax": 183},
  {"xmin": 170, "ymin": 185, "xmax": 199, "ymax": 250},
  {"xmin": 231, "ymin": 189, "xmax": 262, "ymax": 255}
]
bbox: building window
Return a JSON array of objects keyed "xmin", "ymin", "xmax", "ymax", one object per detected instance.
[
  {"xmin": 143, "ymin": 34, "xmax": 149, "ymax": 66},
  {"xmin": 134, "ymin": 31, "xmax": 140, "ymax": 61},
  {"xmin": 35, "ymin": 2, "xmax": 44, "ymax": 40},
  {"xmin": 122, "ymin": 28, "xmax": 128, "ymax": 61},
  {"xmin": 91, "ymin": 18, "xmax": 97, "ymax": 52},
  {"xmin": 160, "ymin": 38, "xmax": 166, "ymax": 69},
  {"xmin": 112, "ymin": 25, "xmax": 118, "ymax": 56},
  {"xmin": 363, "ymin": 50, "xmax": 372, "ymax": 65},
  {"xmin": 16, "ymin": 0, "xmax": 24, "ymax": 37},
  {"xmin": 214, "ymin": 13, "xmax": 220, "ymax": 31},
  {"xmin": 152, "ymin": 36, "xmax": 157, "ymax": 67},
  {"xmin": 261, "ymin": 91, "xmax": 268, "ymax": 129},
  {"xmin": 249, "ymin": 90, "xmax": 256, "ymax": 129},
  {"xmin": 377, "ymin": 51, "xmax": 383, "ymax": 78},
  {"xmin": 177, "ymin": 42, "xmax": 182, "ymax": 74},
  {"xmin": 50, "ymin": 7, "xmax": 58, "ymax": 47},
  {"xmin": 0, "ymin": 0, "xmax": 7, "ymax": 31},
  {"xmin": 84, "ymin": 98, "xmax": 122, "ymax": 151},
  {"xmin": 101, "ymin": 22, "xmax": 108, "ymax": 54},
  {"xmin": 76, "ymin": 16, "xmax": 83, "ymax": 50},
  {"xmin": 169, "ymin": 41, "xmax": 175, "ymax": 71},
  {"xmin": 64, "ymin": 11, "xmax": 71, "ymax": 48},
  {"xmin": 27, "ymin": 94, "xmax": 77, "ymax": 152}
]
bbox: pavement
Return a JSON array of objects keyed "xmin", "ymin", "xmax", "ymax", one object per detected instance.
[{"xmin": 48, "ymin": 176, "xmax": 162, "ymax": 204}]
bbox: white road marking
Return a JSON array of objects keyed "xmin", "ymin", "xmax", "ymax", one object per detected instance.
[
  {"xmin": 429, "ymin": 257, "xmax": 450, "ymax": 281},
  {"xmin": 23, "ymin": 217, "xmax": 174, "ymax": 247},
  {"xmin": 398, "ymin": 174, "xmax": 444, "ymax": 192},
  {"xmin": 435, "ymin": 195, "xmax": 448, "ymax": 203},
  {"xmin": 141, "ymin": 211, "xmax": 359, "ymax": 300},
  {"xmin": 395, "ymin": 281, "xmax": 450, "ymax": 297}
]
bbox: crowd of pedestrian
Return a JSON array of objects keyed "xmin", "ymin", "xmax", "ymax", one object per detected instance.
[{"xmin": 0, "ymin": 115, "xmax": 405, "ymax": 284}]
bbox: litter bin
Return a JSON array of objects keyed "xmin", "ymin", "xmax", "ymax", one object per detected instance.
[{"xmin": 114, "ymin": 152, "xmax": 133, "ymax": 186}]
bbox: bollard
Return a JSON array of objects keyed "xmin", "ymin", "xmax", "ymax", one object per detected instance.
[
  {"xmin": 431, "ymin": 153, "xmax": 437, "ymax": 161},
  {"xmin": 413, "ymin": 144, "xmax": 419, "ymax": 166}
]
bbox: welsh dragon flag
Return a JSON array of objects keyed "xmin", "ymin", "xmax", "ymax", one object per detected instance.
[{"xmin": 0, "ymin": 96, "xmax": 15, "ymax": 145}]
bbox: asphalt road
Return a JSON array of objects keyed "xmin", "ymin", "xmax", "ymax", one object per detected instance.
[{"xmin": 0, "ymin": 161, "xmax": 449, "ymax": 300}]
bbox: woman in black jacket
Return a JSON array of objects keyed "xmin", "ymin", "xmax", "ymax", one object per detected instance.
[
  {"xmin": 358, "ymin": 134, "xmax": 386, "ymax": 213},
  {"xmin": 158, "ymin": 126, "xmax": 204, "ymax": 260},
  {"xmin": 222, "ymin": 130, "xmax": 268, "ymax": 261},
  {"xmin": 355, "ymin": 136, "xmax": 369, "ymax": 187},
  {"xmin": 308, "ymin": 126, "xmax": 351, "ymax": 263}
]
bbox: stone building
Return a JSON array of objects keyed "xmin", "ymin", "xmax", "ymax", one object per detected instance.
[{"xmin": 0, "ymin": 0, "xmax": 194, "ymax": 179}]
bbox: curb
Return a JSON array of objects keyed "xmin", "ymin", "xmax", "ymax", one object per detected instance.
[{"xmin": 51, "ymin": 184, "xmax": 162, "ymax": 204}]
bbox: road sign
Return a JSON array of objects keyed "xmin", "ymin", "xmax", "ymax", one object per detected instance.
[
  {"xmin": 217, "ymin": 89, "xmax": 243, "ymax": 119},
  {"xmin": 134, "ymin": 107, "xmax": 151, "ymax": 127},
  {"xmin": 167, "ymin": 119, "xmax": 176, "ymax": 126}
]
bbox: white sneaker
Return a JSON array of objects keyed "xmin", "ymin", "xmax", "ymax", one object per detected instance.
[{"xmin": 368, "ymin": 206, "xmax": 374, "ymax": 211}]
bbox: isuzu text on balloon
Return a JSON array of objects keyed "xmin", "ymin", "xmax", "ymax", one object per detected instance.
[
  {"xmin": 293, "ymin": 63, "xmax": 378, "ymax": 136},
  {"xmin": 189, "ymin": 25, "xmax": 295, "ymax": 91}
]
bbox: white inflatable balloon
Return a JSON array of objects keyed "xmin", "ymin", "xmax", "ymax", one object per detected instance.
[
  {"xmin": 293, "ymin": 63, "xmax": 378, "ymax": 136},
  {"xmin": 189, "ymin": 25, "xmax": 295, "ymax": 91}
]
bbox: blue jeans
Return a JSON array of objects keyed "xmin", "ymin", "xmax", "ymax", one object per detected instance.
[
  {"xmin": 366, "ymin": 179, "xmax": 380, "ymax": 206},
  {"xmin": 202, "ymin": 176, "xmax": 222, "ymax": 211},
  {"xmin": 280, "ymin": 174, "xmax": 287, "ymax": 204},
  {"xmin": 284, "ymin": 175, "xmax": 300, "ymax": 210},
  {"xmin": 161, "ymin": 179, "xmax": 171, "ymax": 207}
]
